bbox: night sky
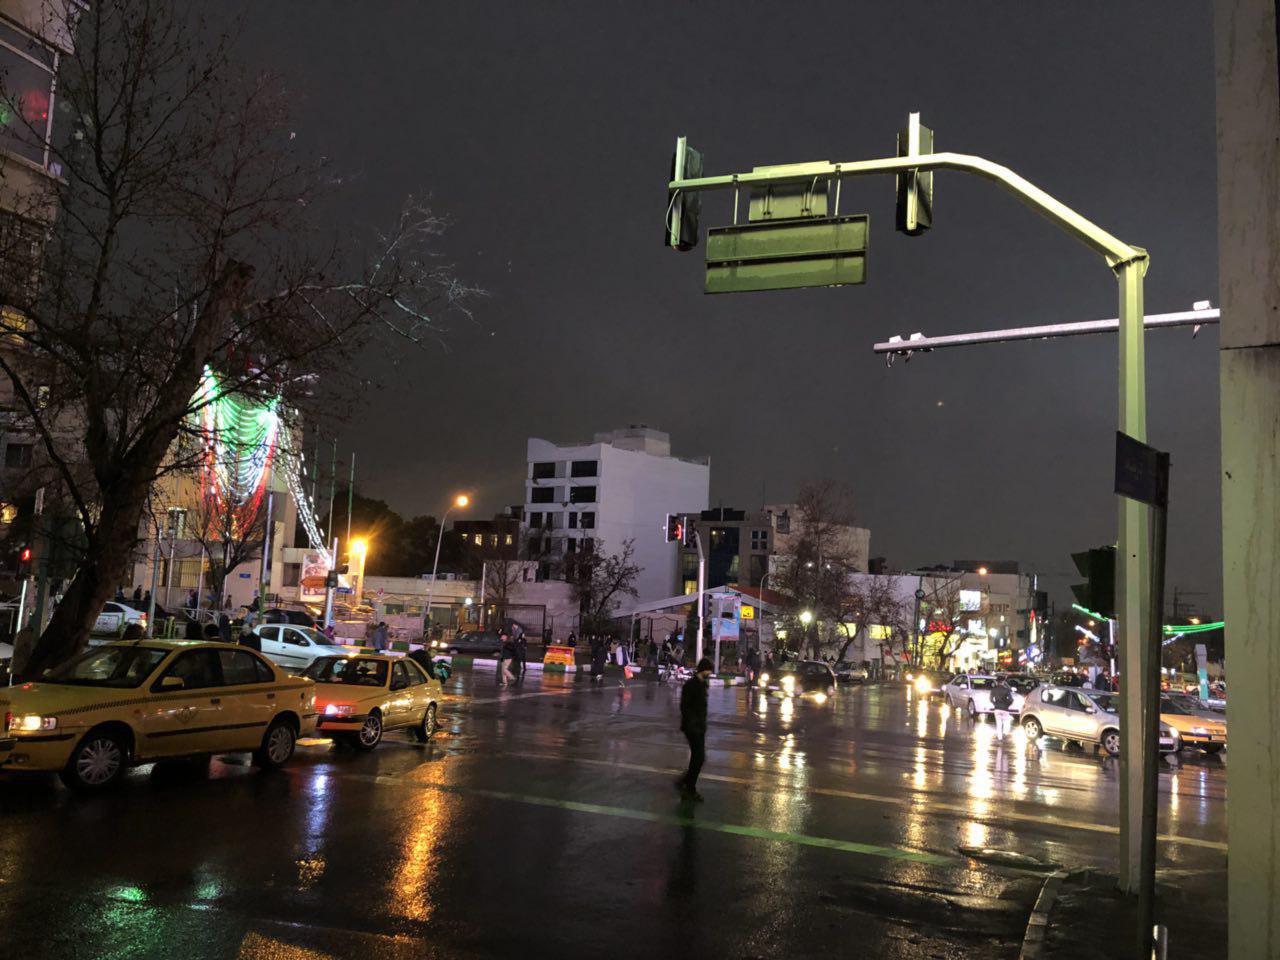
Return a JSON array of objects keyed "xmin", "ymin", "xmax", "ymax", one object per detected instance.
[{"xmin": 241, "ymin": 2, "xmax": 1220, "ymax": 611}]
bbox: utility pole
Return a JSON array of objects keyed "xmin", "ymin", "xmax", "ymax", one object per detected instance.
[
  {"xmin": 146, "ymin": 523, "xmax": 161, "ymax": 637},
  {"xmin": 695, "ymin": 529, "xmax": 705, "ymax": 665},
  {"xmin": 326, "ymin": 438, "xmax": 337, "ymax": 542},
  {"xmin": 258, "ymin": 491, "xmax": 274, "ymax": 609},
  {"xmin": 345, "ymin": 451, "xmax": 355, "ymax": 545},
  {"xmin": 1215, "ymin": 3, "xmax": 1280, "ymax": 956}
]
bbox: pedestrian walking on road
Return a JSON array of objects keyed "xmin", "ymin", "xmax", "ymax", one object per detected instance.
[
  {"xmin": 371, "ymin": 621, "xmax": 390, "ymax": 652},
  {"xmin": 589, "ymin": 634, "xmax": 607, "ymax": 682},
  {"xmin": 676, "ymin": 658, "xmax": 714, "ymax": 801},
  {"xmin": 991, "ymin": 676, "xmax": 1015, "ymax": 738},
  {"xmin": 513, "ymin": 632, "xmax": 527, "ymax": 683},
  {"xmin": 132, "ymin": 585, "xmax": 142, "ymax": 603},
  {"xmin": 498, "ymin": 632, "xmax": 516, "ymax": 686}
]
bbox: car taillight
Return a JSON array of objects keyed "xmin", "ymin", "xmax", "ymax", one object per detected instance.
[{"xmin": 138, "ymin": 613, "xmax": 147, "ymax": 624}]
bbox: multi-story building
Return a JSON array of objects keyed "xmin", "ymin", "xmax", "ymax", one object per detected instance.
[
  {"xmin": 0, "ymin": 2, "xmax": 77, "ymax": 584},
  {"xmin": 523, "ymin": 425, "xmax": 709, "ymax": 607},
  {"xmin": 675, "ymin": 507, "xmax": 775, "ymax": 595}
]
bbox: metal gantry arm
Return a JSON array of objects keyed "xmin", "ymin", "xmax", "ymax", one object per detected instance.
[{"xmin": 670, "ymin": 150, "xmax": 1145, "ymax": 266}]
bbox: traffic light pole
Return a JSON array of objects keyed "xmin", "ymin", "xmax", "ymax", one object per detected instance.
[{"xmin": 670, "ymin": 143, "xmax": 1152, "ymax": 894}]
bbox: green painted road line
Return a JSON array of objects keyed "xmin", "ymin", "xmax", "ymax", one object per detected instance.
[{"xmin": 358, "ymin": 774, "xmax": 952, "ymax": 867}]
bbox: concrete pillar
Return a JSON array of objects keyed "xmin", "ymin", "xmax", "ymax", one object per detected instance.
[{"xmin": 1215, "ymin": 3, "xmax": 1280, "ymax": 957}]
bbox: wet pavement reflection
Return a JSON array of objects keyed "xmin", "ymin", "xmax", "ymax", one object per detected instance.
[{"xmin": 0, "ymin": 672, "xmax": 1225, "ymax": 959}]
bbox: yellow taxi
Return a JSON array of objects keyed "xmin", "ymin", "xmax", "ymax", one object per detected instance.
[
  {"xmin": 1160, "ymin": 694, "xmax": 1227, "ymax": 755},
  {"xmin": 303, "ymin": 654, "xmax": 440, "ymax": 750},
  {"xmin": 0, "ymin": 640, "xmax": 317, "ymax": 791}
]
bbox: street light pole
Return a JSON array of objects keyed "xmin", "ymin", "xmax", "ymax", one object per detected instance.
[{"xmin": 424, "ymin": 494, "xmax": 469, "ymax": 641}]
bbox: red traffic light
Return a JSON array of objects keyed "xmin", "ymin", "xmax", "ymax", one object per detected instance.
[{"xmin": 19, "ymin": 547, "xmax": 31, "ymax": 562}]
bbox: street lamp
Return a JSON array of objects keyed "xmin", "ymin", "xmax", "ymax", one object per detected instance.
[
  {"xmin": 424, "ymin": 494, "xmax": 470, "ymax": 642},
  {"xmin": 799, "ymin": 609, "xmax": 814, "ymax": 625},
  {"xmin": 977, "ymin": 566, "xmax": 989, "ymax": 576}
]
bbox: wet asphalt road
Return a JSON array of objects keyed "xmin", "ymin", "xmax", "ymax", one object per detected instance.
[{"xmin": 0, "ymin": 672, "xmax": 1227, "ymax": 959}]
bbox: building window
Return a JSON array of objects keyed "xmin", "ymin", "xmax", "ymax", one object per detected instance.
[
  {"xmin": 282, "ymin": 562, "xmax": 301, "ymax": 587},
  {"xmin": 0, "ymin": 502, "xmax": 15, "ymax": 523},
  {"xmin": 3, "ymin": 442, "xmax": 32, "ymax": 468},
  {"xmin": 569, "ymin": 485, "xmax": 595, "ymax": 504},
  {"xmin": 681, "ymin": 553, "xmax": 698, "ymax": 578},
  {"xmin": 568, "ymin": 512, "xmax": 578, "ymax": 529},
  {"xmin": 167, "ymin": 507, "xmax": 187, "ymax": 539},
  {"xmin": 504, "ymin": 533, "xmax": 513, "ymax": 546},
  {"xmin": 565, "ymin": 538, "xmax": 577, "ymax": 555},
  {"xmin": 683, "ymin": 579, "xmax": 698, "ymax": 595},
  {"xmin": 709, "ymin": 527, "xmax": 727, "ymax": 550},
  {"xmin": 0, "ymin": 20, "xmax": 58, "ymax": 171},
  {"xmin": 570, "ymin": 460, "xmax": 598, "ymax": 478},
  {"xmin": 531, "ymin": 487, "xmax": 555, "ymax": 504},
  {"xmin": 580, "ymin": 511, "xmax": 595, "ymax": 529},
  {"xmin": 751, "ymin": 529, "xmax": 768, "ymax": 551},
  {"xmin": 527, "ymin": 536, "xmax": 542, "ymax": 556},
  {"xmin": 531, "ymin": 461, "xmax": 556, "ymax": 480},
  {"xmin": 527, "ymin": 511, "xmax": 543, "ymax": 528},
  {"xmin": 546, "ymin": 512, "xmax": 562, "ymax": 529},
  {"xmin": 473, "ymin": 534, "xmax": 483, "ymax": 546},
  {"xmin": 581, "ymin": 537, "xmax": 594, "ymax": 553}
]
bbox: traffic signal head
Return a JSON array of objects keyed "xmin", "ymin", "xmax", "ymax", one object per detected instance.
[
  {"xmin": 666, "ymin": 136, "xmax": 703, "ymax": 251},
  {"xmin": 665, "ymin": 514, "xmax": 683, "ymax": 544},
  {"xmin": 895, "ymin": 112, "xmax": 934, "ymax": 237},
  {"xmin": 19, "ymin": 546, "xmax": 31, "ymax": 562},
  {"xmin": 1071, "ymin": 546, "xmax": 1116, "ymax": 620}
]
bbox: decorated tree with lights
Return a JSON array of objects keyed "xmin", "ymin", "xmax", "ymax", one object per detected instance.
[{"xmin": 1, "ymin": 3, "xmax": 477, "ymax": 675}]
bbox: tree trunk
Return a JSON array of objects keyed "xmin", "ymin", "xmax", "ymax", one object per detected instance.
[{"xmin": 20, "ymin": 480, "xmax": 152, "ymax": 677}]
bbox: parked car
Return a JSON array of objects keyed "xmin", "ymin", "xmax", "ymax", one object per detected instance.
[
  {"xmin": 762, "ymin": 660, "xmax": 837, "ymax": 698},
  {"xmin": 833, "ymin": 662, "xmax": 869, "ymax": 684},
  {"xmin": 944, "ymin": 674, "xmax": 1027, "ymax": 718},
  {"xmin": 306, "ymin": 655, "xmax": 439, "ymax": 750},
  {"xmin": 0, "ymin": 640, "xmax": 317, "ymax": 790},
  {"xmin": 92, "ymin": 601, "xmax": 148, "ymax": 636},
  {"xmin": 429, "ymin": 629, "xmax": 504, "ymax": 657},
  {"xmin": 1160, "ymin": 694, "xmax": 1227, "ymax": 754},
  {"xmin": 261, "ymin": 607, "xmax": 320, "ymax": 629},
  {"xmin": 1020, "ymin": 684, "xmax": 1180, "ymax": 756},
  {"xmin": 253, "ymin": 623, "xmax": 364, "ymax": 672}
]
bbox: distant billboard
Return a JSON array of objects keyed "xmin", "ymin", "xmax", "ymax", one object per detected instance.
[
  {"xmin": 300, "ymin": 552, "xmax": 330, "ymax": 602},
  {"xmin": 959, "ymin": 589, "xmax": 983, "ymax": 612}
]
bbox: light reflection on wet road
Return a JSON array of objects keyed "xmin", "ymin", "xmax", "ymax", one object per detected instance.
[{"xmin": 0, "ymin": 672, "xmax": 1226, "ymax": 959}]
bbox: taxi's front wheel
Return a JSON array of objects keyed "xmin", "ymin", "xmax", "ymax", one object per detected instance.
[
  {"xmin": 60, "ymin": 730, "xmax": 128, "ymax": 791},
  {"xmin": 253, "ymin": 717, "xmax": 297, "ymax": 769}
]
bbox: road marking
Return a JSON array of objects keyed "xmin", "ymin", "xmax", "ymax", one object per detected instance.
[
  {"xmin": 508, "ymin": 751, "xmax": 1228, "ymax": 853},
  {"xmin": 350, "ymin": 773, "xmax": 953, "ymax": 867},
  {"xmin": 458, "ymin": 687, "xmax": 582, "ymax": 706}
]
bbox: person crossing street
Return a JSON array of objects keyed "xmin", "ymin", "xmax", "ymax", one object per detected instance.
[
  {"xmin": 991, "ymin": 675, "xmax": 1015, "ymax": 738},
  {"xmin": 675, "ymin": 658, "xmax": 714, "ymax": 801}
]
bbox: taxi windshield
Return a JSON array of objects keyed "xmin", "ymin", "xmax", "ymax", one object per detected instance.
[
  {"xmin": 1160, "ymin": 696, "xmax": 1196, "ymax": 715},
  {"xmin": 45, "ymin": 646, "xmax": 169, "ymax": 688},
  {"xmin": 309, "ymin": 657, "xmax": 387, "ymax": 686}
]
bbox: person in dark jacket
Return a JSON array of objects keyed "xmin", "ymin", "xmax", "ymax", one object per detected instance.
[
  {"xmin": 676, "ymin": 658, "xmax": 714, "ymax": 801},
  {"xmin": 497, "ymin": 632, "xmax": 515, "ymax": 686},
  {"xmin": 589, "ymin": 634, "xmax": 608, "ymax": 682},
  {"xmin": 991, "ymin": 676, "xmax": 1015, "ymax": 738},
  {"xmin": 513, "ymin": 632, "xmax": 527, "ymax": 683},
  {"xmin": 217, "ymin": 613, "xmax": 233, "ymax": 645}
]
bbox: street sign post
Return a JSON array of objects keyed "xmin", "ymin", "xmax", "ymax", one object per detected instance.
[
  {"xmin": 705, "ymin": 214, "xmax": 868, "ymax": 293},
  {"xmin": 1115, "ymin": 431, "xmax": 1171, "ymax": 956}
]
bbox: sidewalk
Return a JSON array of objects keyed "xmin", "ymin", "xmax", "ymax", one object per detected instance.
[{"xmin": 1033, "ymin": 868, "xmax": 1226, "ymax": 959}]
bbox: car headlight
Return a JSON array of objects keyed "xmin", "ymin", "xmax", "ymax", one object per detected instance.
[
  {"xmin": 8, "ymin": 713, "xmax": 57, "ymax": 732},
  {"xmin": 781, "ymin": 675, "xmax": 796, "ymax": 693},
  {"xmin": 322, "ymin": 703, "xmax": 355, "ymax": 717},
  {"xmin": 914, "ymin": 676, "xmax": 933, "ymax": 694},
  {"xmin": 759, "ymin": 672, "xmax": 770, "ymax": 685}
]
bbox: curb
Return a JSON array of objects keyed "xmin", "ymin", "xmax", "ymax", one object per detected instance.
[{"xmin": 1019, "ymin": 868, "xmax": 1069, "ymax": 960}]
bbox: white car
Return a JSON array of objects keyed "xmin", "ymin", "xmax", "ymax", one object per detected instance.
[
  {"xmin": 92, "ymin": 601, "xmax": 148, "ymax": 635},
  {"xmin": 253, "ymin": 623, "xmax": 364, "ymax": 672},
  {"xmin": 943, "ymin": 674, "xmax": 1025, "ymax": 719},
  {"xmin": 1021, "ymin": 685, "xmax": 1181, "ymax": 756}
]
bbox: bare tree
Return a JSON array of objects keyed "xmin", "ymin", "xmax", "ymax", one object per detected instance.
[
  {"xmin": 834, "ymin": 574, "xmax": 902, "ymax": 663},
  {"xmin": 920, "ymin": 578, "xmax": 967, "ymax": 669},
  {"xmin": 183, "ymin": 483, "xmax": 268, "ymax": 616},
  {"xmin": 566, "ymin": 539, "xmax": 642, "ymax": 635},
  {"xmin": 1, "ymin": 4, "xmax": 478, "ymax": 674},
  {"xmin": 772, "ymin": 480, "xmax": 860, "ymax": 657}
]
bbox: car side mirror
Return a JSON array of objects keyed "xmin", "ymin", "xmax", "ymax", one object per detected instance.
[{"xmin": 159, "ymin": 676, "xmax": 185, "ymax": 690}]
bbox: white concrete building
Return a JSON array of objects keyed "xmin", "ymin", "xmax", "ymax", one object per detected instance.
[{"xmin": 524, "ymin": 426, "xmax": 709, "ymax": 609}]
